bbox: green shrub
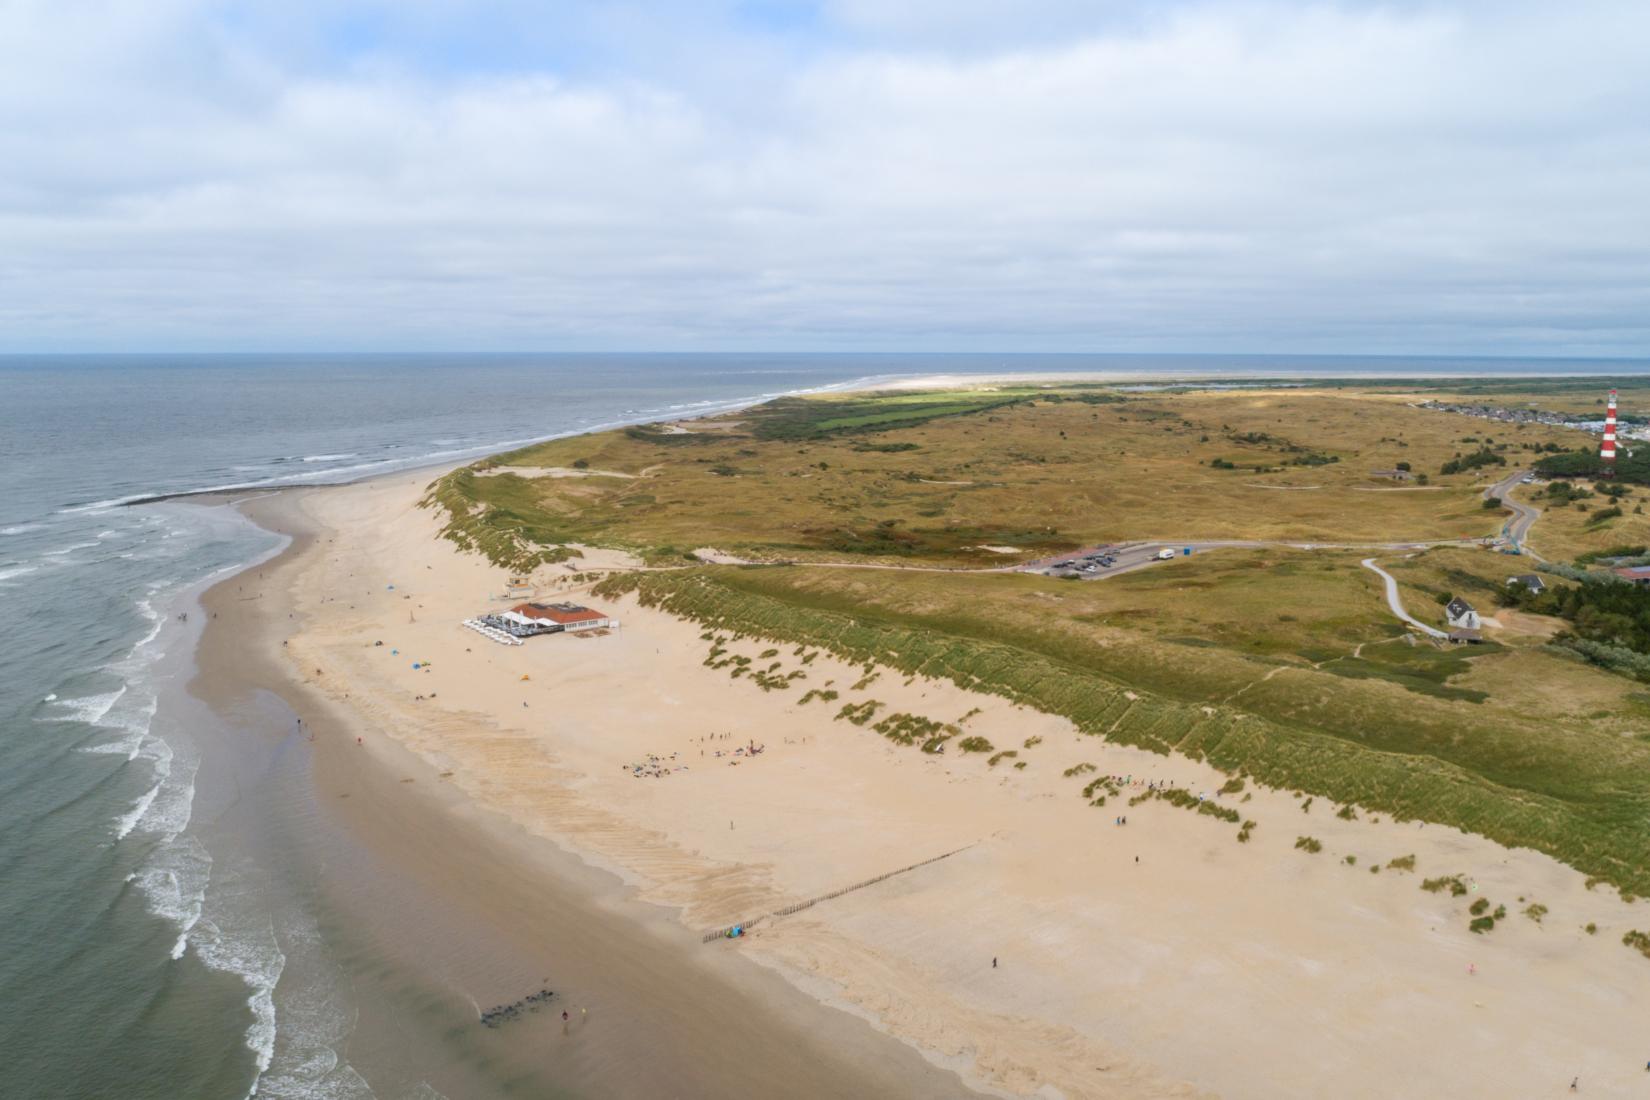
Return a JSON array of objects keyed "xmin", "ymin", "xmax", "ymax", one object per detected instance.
[
  {"xmin": 835, "ymin": 700, "xmax": 882, "ymax": 726},
  {"xmin": 1387, "ymin": 854, "xmax": 1417, "ymax": 872},
  {"xmin": 958, "ymin": 736, "xmax": 994, "ymax": 753},
  {"xmin": 595, "ymin": 567, "xmax": 1650, "ymax": 899},
  {"xmin": 871, "ymin": 712, "xmax": 947, "ymax": 746},
  {"xmin": 1421, "ymin": 875, "xmax": 1469, "ymax": 897},
  {"xmin": 1589, "ymin": 506, "xmax": 1624, "ymax": 525},
  {"xmin": 1295, "ymin": 836, "xmax": 1323, "ymax": 854}
]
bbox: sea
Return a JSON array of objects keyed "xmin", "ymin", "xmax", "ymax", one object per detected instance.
[{"xmin": 2, "ymin": 351, "xmax": 1646, "ymax": 1099}]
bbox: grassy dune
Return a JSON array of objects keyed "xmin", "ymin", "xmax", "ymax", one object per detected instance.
[
  {"xmin": 426, "ymin": 381, "xmax": 1650, "ymax": 895},
  {"xmin": 597, "ymin": 562, "xmax": 1650, "ymax": 897},
  {"xmin": 424, "ymin": 384, "xmax": 1579, "ymax": 570}
]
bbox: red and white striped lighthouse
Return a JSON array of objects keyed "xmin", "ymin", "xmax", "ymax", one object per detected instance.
[{"xmin": 1601, "ymin": 389, "xmax": 1619, "ymax": 476}]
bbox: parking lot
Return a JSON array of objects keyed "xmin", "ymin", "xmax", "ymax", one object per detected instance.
[{"xmin": 1019, "ymin": 541, "xmax": 1196, "ymax": 581}]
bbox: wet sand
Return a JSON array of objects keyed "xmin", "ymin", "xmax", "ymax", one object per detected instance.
[{"xmin": 191, "ymin": 483, "xmax": 981, "ymax": 1099}]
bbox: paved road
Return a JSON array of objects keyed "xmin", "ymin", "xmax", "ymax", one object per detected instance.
[
  {"xmin": 1358, "ymin": 557, "xmax": 1449, "ymax": 639},
  {"xmin": 1349, "ymin": 468, "xmax": 1541, "ymax": 639},
  {"xmin": 1485, "ymin": 468, "xmax": 1543, "ymax": 559},
  {"xmin": 718, "ymin": 474, "xmax": 1543, "ymax": 594},
  {"xmin": 1019, "ymin": 535, "xmax": 1489, "ymax": 582}
]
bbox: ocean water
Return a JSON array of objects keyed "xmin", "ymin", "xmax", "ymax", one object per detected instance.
[{"xmin": 1, "ymin": 351, "xmax": 1646, "ymax": 1098}]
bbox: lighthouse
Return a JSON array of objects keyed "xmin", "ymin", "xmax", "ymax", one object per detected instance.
[{"xmin": 1601, "ymin": 389, "xmax": 1618, "ymax": 477}]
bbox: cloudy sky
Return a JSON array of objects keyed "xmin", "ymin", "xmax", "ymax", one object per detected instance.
[{"xmin": 2, "ymin": 0, "xmax": 1647, "ymax": 354}]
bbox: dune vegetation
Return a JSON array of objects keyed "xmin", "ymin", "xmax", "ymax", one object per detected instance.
[
  {"xmin": 422, "ymin": 382, "xmax": 1605, "ymax": 568},
  {"xmin": 426, "ymin": 380, "xmax": 1650, "ymax": 896}
]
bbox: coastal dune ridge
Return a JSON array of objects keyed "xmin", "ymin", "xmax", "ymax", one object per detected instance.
[{"xmin": 217, "ymin": 374, "xmax": 1650, "ymax": 1098}]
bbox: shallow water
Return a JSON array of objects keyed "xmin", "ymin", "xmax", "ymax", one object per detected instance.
[{"xmin": 2, "ymin": 351, "xmax": 1646, "ymax": 1097}]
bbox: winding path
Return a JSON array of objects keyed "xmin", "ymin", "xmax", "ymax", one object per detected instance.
[
  {"xmin": 1358, "ymin": 557, "xmax": 1448, "ymax": 639},
  {"xmin": 1485, "ymin": 469, "xmax": 1544, "ymax": 560},
  {"xmin": 1351, "ymin": 468, "xmax": 1540, "ymax": 639}
]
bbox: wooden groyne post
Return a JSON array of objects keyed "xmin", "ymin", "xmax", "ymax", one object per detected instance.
[{"xmin": 702, "ymin": 842, "xmax": 976, "ymax": 943}]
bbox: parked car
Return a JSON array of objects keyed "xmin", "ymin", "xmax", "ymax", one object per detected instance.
[{"xmin": 1155, "ymin": 548, "xmax": 1176, "ymax": 560}]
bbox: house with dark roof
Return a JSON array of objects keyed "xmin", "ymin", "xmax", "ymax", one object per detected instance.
[
  {"xmin": 1505, "ymin": 574, "xmax": 1546, "ymax": 594},
  {"xmin": 1444, "ymin": 597, "xmax": 1480, "ymax": 630}
]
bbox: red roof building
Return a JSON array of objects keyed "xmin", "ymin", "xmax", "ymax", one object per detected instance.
[{"xmin": 509, "ymin": 602, "xmax": 613, "ymax": 629}]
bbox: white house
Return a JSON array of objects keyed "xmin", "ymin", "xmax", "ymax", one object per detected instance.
[
  {"xmin": 1505, "ymin": 574, "xmax": 1545, "ymax": 595},
  {"xmin": 1444, "ymin": 597, "xmax": 1480, "ymax": 630}
]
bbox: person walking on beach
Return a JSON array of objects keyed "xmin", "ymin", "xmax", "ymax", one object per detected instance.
[{"xmin": 992, "ymin": 957, "xmax": 997, "ymax": 969}]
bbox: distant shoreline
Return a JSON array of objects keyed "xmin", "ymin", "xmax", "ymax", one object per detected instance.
[{"xmin": 116, "ymin": 367, "xmax": 1642, "ymax": 509}]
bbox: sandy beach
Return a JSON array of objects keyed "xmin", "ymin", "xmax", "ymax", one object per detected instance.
[
  {"xmin": 196, "ymin": 482, "xmax": 979, "ymax": 1099},
  {"xmin": 226, "ymin": 469, "xmax": 1650, "ymax": 1098}
]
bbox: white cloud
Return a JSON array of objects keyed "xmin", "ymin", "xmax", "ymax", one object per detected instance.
[{"xmin": 0, "ymin": 0, "xmax": 1646, "ymax": 352}]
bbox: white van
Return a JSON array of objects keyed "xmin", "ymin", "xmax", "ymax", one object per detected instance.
[{"xmin": 1156, "ymin": 548, "xmax": 1176, "ymax": 560}]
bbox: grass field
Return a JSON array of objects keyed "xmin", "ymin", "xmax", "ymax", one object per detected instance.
[
  {"xmin": 428, "ymin": 380, "xmax": 1650, "ymax": 896},
  {"xmin": 424, "ymin": 384, "xmax": 1581, "ymax": 570}
]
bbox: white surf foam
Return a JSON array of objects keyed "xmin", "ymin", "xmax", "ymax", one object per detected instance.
[
  {"xmin": 115, "ymin": 779, "xmax": 163, "ymax": 841},
  {"xmin": 43, "ymin": 540, "xmax": 100, "ymax": 557},
  {"xmin": 300, "ymin": 453, "xmax": 357, "ymax": 463},
  {"xmin": 188, "ymin": 868, "xmax": 288, "ymax": 1090},
  {"xmin": 47, "ymin": 686, "xmax": 128, "ymax": 726},
  {"xmin": 129, "ymin": 833, "xmax": 213, "ymax": 960},
  {"xmin": 239, "ymin": 900, "xmax": 376, "ymax": 1100},
  {"xmin": 57, "ymin": 492, "xmax": 159, "ymax": 514},
  {"xmin": 1, "ymin": 523, "xmax": 45, "ymax": 535},
  {"xmin": 114, "ymin": 733, "xmax": 194, "ymax": 841},
  {"xmin": 80, "ymin": 693, "xmax": 159, "ymax": 760}
]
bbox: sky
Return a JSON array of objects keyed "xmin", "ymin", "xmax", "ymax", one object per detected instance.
[{"xmin": 1, "ymin": 0, "xmax": 1647, "ymax": 355}]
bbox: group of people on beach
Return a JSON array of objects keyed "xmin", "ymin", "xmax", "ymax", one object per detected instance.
[
  {"xmin": 628, "ymin": 737, "xmax": 768, "ymax": 778},
  {"xmin": 628, "ymin": 752, "xmax": 683, "ymax": 779}
]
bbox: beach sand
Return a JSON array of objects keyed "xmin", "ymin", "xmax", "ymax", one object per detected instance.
[
  {"xmin": 197, "ymin": 484, "xmax": 980, "ymax": 1099},
  {"xmin": 229, "ymin": 470, "xmax": 1650, "ymax": 1098}
]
